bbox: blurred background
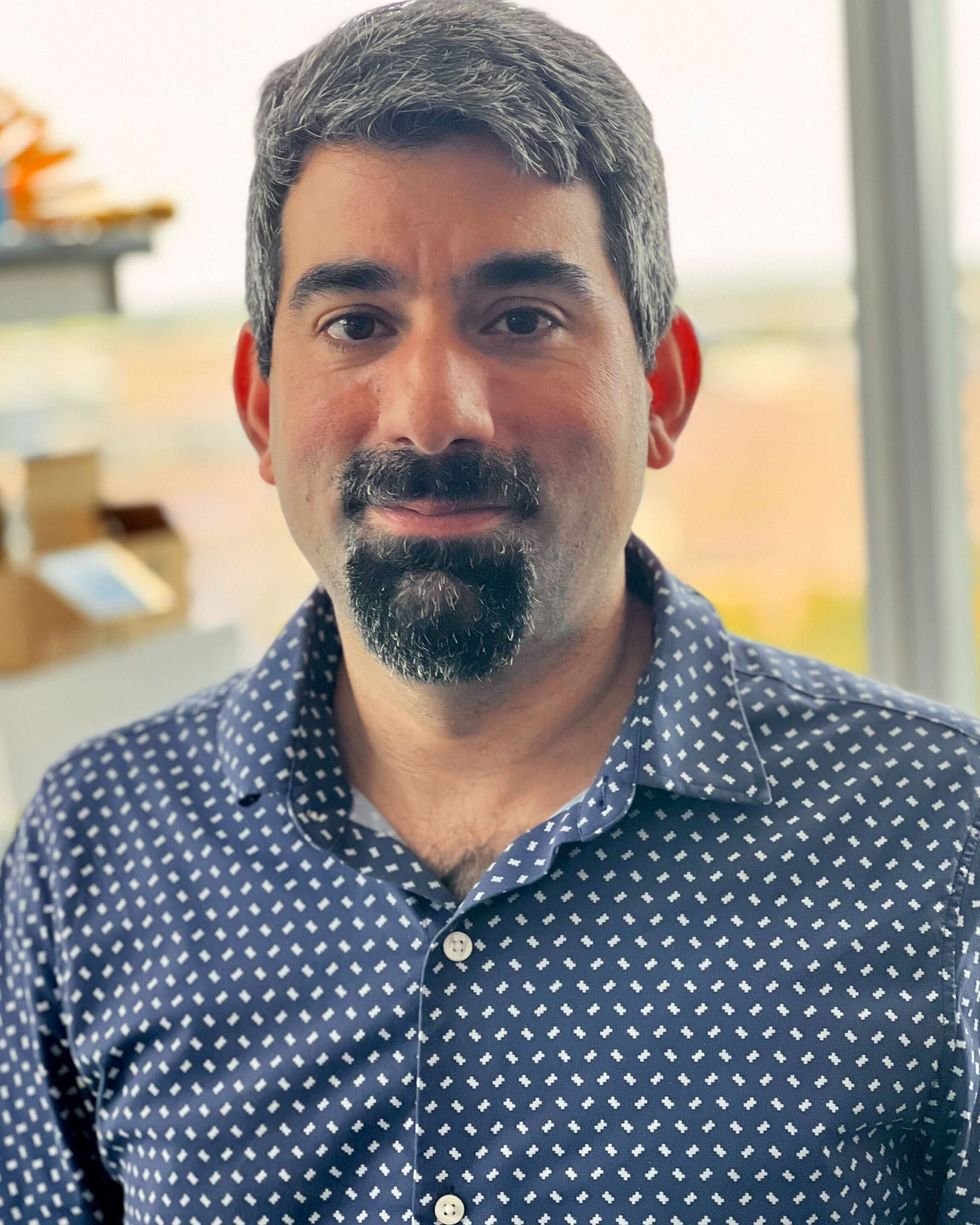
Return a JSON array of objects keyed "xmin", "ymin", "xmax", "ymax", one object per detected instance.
[{"xmin": 1, "ymin": 0, "xmax": 978, "ymax": 847}]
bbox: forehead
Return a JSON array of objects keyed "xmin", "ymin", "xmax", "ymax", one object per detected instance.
[{"xmin": 279, "ymin": 134, "xmax": 616, "ymax": 291}]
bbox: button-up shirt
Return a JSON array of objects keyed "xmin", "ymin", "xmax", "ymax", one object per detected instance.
[{"xmin": 2, "ymin": 533, "xmax": 979, "ymax": 1224}]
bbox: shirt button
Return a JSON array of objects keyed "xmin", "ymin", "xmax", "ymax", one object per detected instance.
[
  {"xmin": 442, "ymin": 931, "xmax": 473, "ymax": 962},
  {"xmin": 434, "ymin": 1193, "xmax": 466, "ymax": 1222}
]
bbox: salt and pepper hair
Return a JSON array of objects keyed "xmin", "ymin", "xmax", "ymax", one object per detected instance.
[{"xmin": 245, "ymin": 0, "xmax": 675, "ymax": 379}]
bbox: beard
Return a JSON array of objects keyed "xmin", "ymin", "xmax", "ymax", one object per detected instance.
[{"xmin": 343, "ymin": 523, "xmax": 539, "ymax": 684}]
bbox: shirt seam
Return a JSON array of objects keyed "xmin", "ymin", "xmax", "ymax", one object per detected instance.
[
  {"xmin": 33, "ymin": 773, "xmax": 72, "ymax": 1023},
  {"xmin": 924, "ymin": 792, "xmax": 980, "ymax": 1140},
  {"xmin": 32, "ymin": 772, "xmax": 104, "ymax": 1106},
  {"xmin": 733, "ymin": 663, "xmax": 980, "ymax": 747}
]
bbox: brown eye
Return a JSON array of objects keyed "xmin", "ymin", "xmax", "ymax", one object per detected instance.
[
  {"xmin": 488, "ymin": 308, "xmax": 558, "ymax": 338},
  {"xmin": 505, "ymin": 309, "xmax": 541, "ymax": 334},
  {"xmin": 324, "ymin": 314, "xmax": 379, "ymax": 341}
]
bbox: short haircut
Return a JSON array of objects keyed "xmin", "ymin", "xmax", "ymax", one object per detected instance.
[{"xmin": 246, "ymin": 0, "xmax": 676, "ymax": 379}]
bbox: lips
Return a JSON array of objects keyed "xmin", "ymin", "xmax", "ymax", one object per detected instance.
[
  {"xmin": 386, "ymin": 498, "xmax": 504, "ymax": 516},
  {"xmin": 370, "ymin": 500, "xmax": 511, "ymax": 536}
]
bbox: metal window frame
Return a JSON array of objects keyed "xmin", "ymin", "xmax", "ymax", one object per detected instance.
[{"xmin": 843, "ymin": 0, "xmax": 975, "ymax": 710}]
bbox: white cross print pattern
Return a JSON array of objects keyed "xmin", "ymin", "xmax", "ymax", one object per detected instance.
[{"xmin": 1, "ymin": 532, "xmax": 979, "ymax": 1224}]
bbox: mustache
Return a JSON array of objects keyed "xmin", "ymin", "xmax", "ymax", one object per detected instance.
[{"xmin": 339, "ymin": 446, "xmax": 541, "ymax": 517}]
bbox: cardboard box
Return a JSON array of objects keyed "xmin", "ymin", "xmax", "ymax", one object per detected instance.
[
  {"xmin": 23, "ymin": 451, "xmax": 103, "ymax": 552},
  {"xmin": 0, "ymin": 449, "xmax": 190, "ymax": 672},
  {"xmin": 96, "ymin": 504, "xmax": 189, "ymax": 649},
  {"xmin": 101, "ymin": 504, "xmax": 190, "ymax": 614},
  {"xmin": 0, "ymin": 565, "xmax": 94, "ymax": 671},
  {"xmin": 0, "ymin": 524, "xmax": 187, "ymax": 672}
]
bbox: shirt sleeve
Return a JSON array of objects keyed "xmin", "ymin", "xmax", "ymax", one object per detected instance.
[
  {"xmin": 932, "ymin": 819, "xmax": 980, "ymax": 1222},
  {"xmin": 0, "ymin": 782, "xmax": 124, "ymax": 1223}
]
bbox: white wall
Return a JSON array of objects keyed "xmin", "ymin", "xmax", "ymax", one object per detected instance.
[{"xmin": 5, "ymin": 0, "xmax": 978, "ymax": 316}]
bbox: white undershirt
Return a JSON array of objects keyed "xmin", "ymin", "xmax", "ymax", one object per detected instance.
[{"xmin": 348, "ymin": 785, "xmax": 591, "ymax": 840}]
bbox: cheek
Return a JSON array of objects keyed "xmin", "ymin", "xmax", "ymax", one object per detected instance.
[
  {"xmin": 270, "ymin": 363, "xmax": 349, "ymax": 470},
  {"xmin": 267, "ymin": 386, "xmax": 339, "ymax": 527},
  {"xmin": 550, "ymin": 358, "xmax": 648, "ymax": 511},
  {"xmin": 561, "ymin": 355, "xmax": 645, "ymax": 455}
]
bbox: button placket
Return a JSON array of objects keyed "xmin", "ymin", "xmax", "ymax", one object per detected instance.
[{"xmin": 417, "ymin": 932, "xmax": 474, "ymax": 1222}]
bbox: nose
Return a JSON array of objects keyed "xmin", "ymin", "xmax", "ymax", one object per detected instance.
[{"xmin": 376, "ymin": 326, "xmax": 495, "ymax": 455}]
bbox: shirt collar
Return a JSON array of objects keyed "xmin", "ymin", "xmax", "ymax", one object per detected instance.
[
  {"xmin": 217, "ymin": 533, "xmax": 772, "ymax": 818},
  {"xmin": 617, "ymin": 534, "xmax": 773, "ymax": 807}
]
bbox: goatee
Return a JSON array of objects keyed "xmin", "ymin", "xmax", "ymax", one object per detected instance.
[{"xmin": 344, "ymin": 527, "xmax": 539, "ymax": 684}]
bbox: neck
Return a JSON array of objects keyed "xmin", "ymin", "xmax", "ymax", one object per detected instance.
[{"xmin": 332, "ymin": 585, "xmax": 653, "ymax": 821}]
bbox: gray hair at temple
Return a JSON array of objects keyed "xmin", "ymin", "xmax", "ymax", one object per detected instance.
[{"xmin": 244, "ymin": 0, "xmax": 676, "ymax": 380}]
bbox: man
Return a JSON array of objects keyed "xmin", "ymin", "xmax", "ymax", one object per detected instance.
[{"xmin": 1, "ymin": 0, "xmax": 978, "ymax": 1220}]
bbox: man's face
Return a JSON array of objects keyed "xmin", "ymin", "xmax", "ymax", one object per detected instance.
[{"xmin": 262, "ymin": 133, "xmax": 653, "ymax": 685}]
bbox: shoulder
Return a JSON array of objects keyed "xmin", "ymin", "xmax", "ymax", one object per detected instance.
[
  {"xmin": 730, "ymin": 632, "xmax": 980, "ymax": 784},
  {"xmin": 29, "ymin": 670, "xmax": 247, "ymax": 817},
  {"xmin": 730, "ymin": 632, "xmax": 980, "ymax": 747},
  {"xmin": 3, "ymin": 670, "xmax": 255, "ymax": 914}
]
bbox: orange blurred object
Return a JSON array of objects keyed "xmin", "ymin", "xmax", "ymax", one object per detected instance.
[{"xmin": 0, "ymin": 87, "xmax": 174, "ymax": 231}]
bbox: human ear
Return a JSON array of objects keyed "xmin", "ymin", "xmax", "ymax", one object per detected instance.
[
  {"xmin": 232, "ymin": 323, "xmax": 275, "ymax": 486},
  {"xmin": 644, "ymin": 308, "xmax": 702, "ymax": 470}
]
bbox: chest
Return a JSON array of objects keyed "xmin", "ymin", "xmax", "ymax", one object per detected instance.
[
  {"xmin": 382, "ymin": 808, "xmax": 537, "ymax": 899},
  {"xmin": 72, "ymin": 804, "xmax": 945, "ymax": 1220},
  {"xmin": 374, "ymin": 783, "xmax": 590, "ymax": 898},
  {"xmin": 360, "ymin": 769, "xmax": 590, "ymax": 877}
]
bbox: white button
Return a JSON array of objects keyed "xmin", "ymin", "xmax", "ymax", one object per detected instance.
[
  {"xmin": 434, "ymin": 1192, "xmax": 466, "ymax": 1222},
  {"xmin": 442, "ymin": 931, "xmax": 473, "ymax": 962}
]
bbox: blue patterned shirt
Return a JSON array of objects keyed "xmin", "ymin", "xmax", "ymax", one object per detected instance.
[{"xmin": 2, "ymin": 533, "xmax": 979, "ymax": 1224}]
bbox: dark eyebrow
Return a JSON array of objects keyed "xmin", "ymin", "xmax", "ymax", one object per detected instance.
[
  {"xmin": 286, "ymin": 250, "xmax": 598, "ymax": 313},
  {"xmin": 453, "ymin": 251, "xmax": 598, "ymax": 303},
  {"xmin": 287, "ymin": 260, "xmax": 406, "ymax": 312}
]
